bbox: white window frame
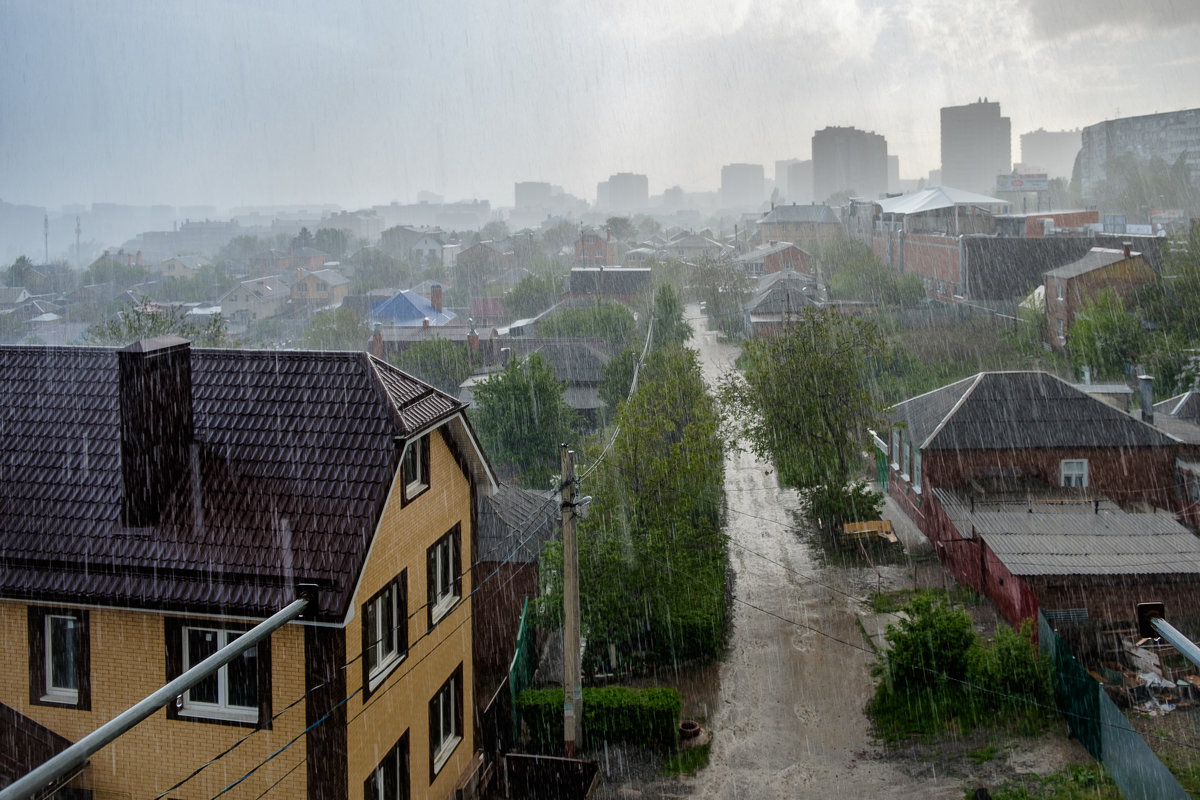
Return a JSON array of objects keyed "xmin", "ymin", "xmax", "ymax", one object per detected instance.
[
  {"xmin": 430, "ymin": 670, "xmax": 461, "ymax": 775},
  {"xmin": 1060, "ymin": 459, "xmax": 1089, "ymax": 488},
  {"xmin": 1056, "ymin": 280, "xmax": 1064, "ymax": 301},
  {"xmin": 890, "ymin": 428, "xmax": 901, "ymax": 470},
  {"xmin": 901, "ymin": 437, "xmax": 911, "ymax": 481},
  {"xmin": 429, "ymin": 530, "xmax": 460, "ymax": 624},
  {"xmin": 180, "ymin": 627, "xmax": 258, "ymax": 723},
  {"xmin": 403, "ymin": 434, "xmax": 428, "ymax": 499},
  {"xmin": 912, "ymin": 449, "xmax": 922, "ymax": 494},
  {"xmin": 43, "ymin": 614, "xmax": 80, "ymax": 704},
  {"xmin": 365, "ymin": 575, "xmax": 406, "ymax": 691},
  {"xmin": 366, "ymin": 732, "xmax": 409, "ymax": 800}
]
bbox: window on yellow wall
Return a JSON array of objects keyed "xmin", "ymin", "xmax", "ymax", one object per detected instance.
[
  {"xmin": 363, "ymin": 571, "xmax": 408, "ymax": 695},
  {"xmin": 28, "ymin": 606, "xmax": 90, "ymax": 710},
  {"xmin": 365, "ymin": 730, "xmax": 410, "ymax": 800},
  {"xmin": 165, "ymin": 617, "xmax": 271, "ymax": 728},
  {"xmin": 427, "ymin": 524, "xmax": 462, "ymax": 627},
  {"xmin": 429, "ymin": 664, "xmax": 463, "ymax": 780},
  {"xmin": 402, "ymin": 433, "xmax": 430, "ymax": 505}
]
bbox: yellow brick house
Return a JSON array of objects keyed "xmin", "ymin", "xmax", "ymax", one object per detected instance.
[{"xmin": 0, "ymin": 337, "xmax": 497, "ymax": 799}]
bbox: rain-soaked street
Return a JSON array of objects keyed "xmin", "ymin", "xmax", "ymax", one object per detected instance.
[
  {"xmin": 580, "ymin": 307, "xmax": 1087, "ymax": 799},
  {"xmin": 677, "ymin": 309, "xmax": 966, "ymax": 799}
]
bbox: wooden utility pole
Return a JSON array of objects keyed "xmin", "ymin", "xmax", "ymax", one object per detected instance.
[{"xmin": 561, "ymin": 444, "xmax": 583, "ymax": 757}]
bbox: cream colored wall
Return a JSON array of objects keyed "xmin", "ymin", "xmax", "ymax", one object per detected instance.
[
  {"xmin": 345, "ymin": 427, "xmax": 475, "ymax": 800},
  {"xmin": 0, "ymin": 601, "xmax": 307, "ymax": 800}
]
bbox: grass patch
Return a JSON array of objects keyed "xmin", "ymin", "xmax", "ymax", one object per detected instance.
[
  {"xmin": 966, "ymin": 744, "xmax": 999, "ymax": 763},
  {"xmin": 870, "ymin": 683, "xmax": 1053, "ymax": 744},
  {"xmin": 983, "ymin": 763, "xmax": 1120, "ymax": 800},
  {"xmin": 663, "ymin": 741, "xmax": 711, "ymax": 776}
]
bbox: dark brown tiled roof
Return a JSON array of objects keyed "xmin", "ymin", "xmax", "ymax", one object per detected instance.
[
  {"xmin": 0, "ymin": 702, "xmax": 81, "ymax": 790},
  {"xmin": 0, "ymin": 344, "xmax": 466, "ymax": 622}
]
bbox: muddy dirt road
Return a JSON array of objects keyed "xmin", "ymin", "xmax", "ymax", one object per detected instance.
[{"xmin": 680, "ymin": 318, "xmax": 967, "ymax": 800}]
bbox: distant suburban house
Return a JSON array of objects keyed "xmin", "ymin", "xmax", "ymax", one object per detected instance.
[
  {"xmin": 666, "ymin": 233, "xmax": 726, "ymax": 262},
  {"xmin": 575, "ymin": 228, "xmax": 619, "ymax": 266},
  {"xmin": 754, "ymin": 203, "xmax": 841, "ymax": 251},
  {"xmin": 411, "ymin": 232, "xmax": 446, "ymax": 265},
  {"xmin": 219, "ymin": 274, "xmax": 290, "ymax": 327},
  {"xmin": 565, "ymin": 267, "xmax": 651, "ymax": 307},
  {"xmin": 1044, "ymin": 244, "xmax": 1156, "ymax": 349},
  {"xmin": 459, "ymin": 338, "xmax": 611, "ymax": 425},
  {"xmin": 743, "ymin": 269, "xmax": 824, "ymax": 338},
  {"xmin": 370, "ymin": 285, "xmax": 456, "ymax": 327},
  {"xmin": 622, "ymin": 246, "xmax": 666, "ymax": 267},
  {"xmin": 291, "ymin": 267, "xmax": 350, "ymax": 309},
  {"xmin": 882, "ymin": 370, "xmax": 1195, "ymax": 628},
  {"xmin": 159, "ymin": 255, "xmax": 209, "ymax": 280},
  {"xmin": 735, "ymin": 241, "xmax": 813, "ymax": 276},
  {"xmin": 456, "ymin": 241, "xmax": 516, "ymax": 288},
  {"xmin": 0, "ymin": 337, "xmax": 497, "ymax": 798}
]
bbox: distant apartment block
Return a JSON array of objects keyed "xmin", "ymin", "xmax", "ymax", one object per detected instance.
[
  {"xmin": 1079, "ymin": 108, "xmax": 1200, "ymax": 200},
  {"xmin": 785, "ymin": 160, "xmax": 813, "ymax": 205},
  {"xmin": 721, "ymin": 163, "xmax": 765, "ymax": 210},
  {"xmin": 1020, "ymin": 128, "xmax": 1082, "ymax": 179},
  {"xmin": 599, "ymin": 172, "xmax": 649, "ymax": 213},
  {"xmin": 812, "ymin": 126, "xmax": 888, "ymax": 202},
  {"xmin": 514, "ymin": 181, "xmax": 554, "ymax": 209},
  {"xmin": 941, "ymin": 99, "xmax": 1012, "ymax": 194}
]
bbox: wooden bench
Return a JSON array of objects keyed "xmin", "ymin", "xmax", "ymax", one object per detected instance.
[{"xmin": 841, "ymin": 520, "xmax": 898, "ymax": 544}]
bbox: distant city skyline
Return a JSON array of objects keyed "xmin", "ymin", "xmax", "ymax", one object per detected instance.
[{"xmin": 3, "ymin": 0, "xmax": 1199, "ymax": 210}]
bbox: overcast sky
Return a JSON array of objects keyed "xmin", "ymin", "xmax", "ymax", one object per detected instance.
[{"xmin": 2, "ymin": 0, "xmax": 1198, "ymax": 211}]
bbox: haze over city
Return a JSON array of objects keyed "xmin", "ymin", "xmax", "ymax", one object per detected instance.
[{"xmin": 4, "ymin": 0, "xmax": 1200, "ymax": 211}]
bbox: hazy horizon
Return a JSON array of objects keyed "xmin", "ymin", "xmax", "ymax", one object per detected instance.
[{"xmin": 3, "ymin": 0, "xmax": 1199, "ymax": 211}]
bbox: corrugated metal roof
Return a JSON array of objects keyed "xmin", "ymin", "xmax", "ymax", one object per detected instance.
[
  {"xmin": 0, "ymin": 343, "xmax": 483, "ymax": 621},
  {"xmin": 876, "ymin": 185, "xmax": 1006, "ymax": 215},
  {"xmin": 888, "ymin": 371, "xmax": 1177, "ymax": 450},
  {"xmin": 936, "ymin": 490, "xmax": 1200, "ymax": 576}
]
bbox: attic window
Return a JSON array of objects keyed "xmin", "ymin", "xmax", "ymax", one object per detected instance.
[{"xmin": 402, "ymin": 434, "xmax": 430, "ymax": 505}]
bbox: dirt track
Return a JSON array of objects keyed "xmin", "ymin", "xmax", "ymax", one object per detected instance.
[{"xmin": 591, "ymin": 312, "xmax": 1088, "ymax": 799}]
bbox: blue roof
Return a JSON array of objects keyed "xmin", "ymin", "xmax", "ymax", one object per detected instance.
[{"xmin": 369, "ymin": 290, "xmax": 456, "ymax": 326}]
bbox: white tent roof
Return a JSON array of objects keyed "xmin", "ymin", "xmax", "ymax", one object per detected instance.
[{"xmin": 877, "ymin": 185, "xmax": 1008, "ymax": 215}]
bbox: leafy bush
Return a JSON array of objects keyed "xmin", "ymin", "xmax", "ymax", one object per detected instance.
[
  {"xmin": 807, "ymin": 480, "xmax": 884, "ymax": 531},
  {"xmin": 517, "ymin": 686, "xmax": 681, "ymax": 752},
  {"xmin": 877, "ymin": 594, "xmax": 975, "ymax": 690},
  {"xmin": 967, "ymin": 620, "xmax": 1051, "ymax": 707}
]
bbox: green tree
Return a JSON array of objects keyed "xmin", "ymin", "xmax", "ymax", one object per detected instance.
[
  {"xmin": 598, "ymin": 347, "xmax": 639, "ymax": 413},
  {"xmin": 313, "ymin": 228, "xmax": 350, "ymax": 260},
  {"xmin": 82, "ymin": 257, "xmax": 148, "ymax": 289},
  {"xmin": 721, "ymin": 307, "xmax": 884, "ymax": 489},
  {"xmin": 819, "ymin": 233, "xmax": 921, "ymax": 306},
  {"xmin": 649, "ymin": 284, "xmax": 691, "ymax": 350},
  {"xmin": 291, "ymin": 227, "xmax": 314, "ymax": 250},
  {"xmin": 692, "ymin": 254, "xmax": 753, "ymax": 338},
  {"xmin": 1065, "ymin": 289, "xmax": 1143, "ymax": 380},
  {"xmin": 878, "ymin": 594, "xmax": 975, "ymax": 690},
  {"xmin": 6, "ymin": 255, "xmax": 35, "ymax": 287},
  {"xmin": 298, "ymin": 307, "xmax": 371, "ymax": 351},
  {"xmin": 470, "ymin": 353, "xmax": 580, "ymax": 488},
  {"xmin": 217, "ymin": 235, "xmax": 266, "ymax": 264},
  {"xmin": 605, "ymin": 216, "xmax": 636, "ymax": 242},
  {"xmin": 82, "ymin": 306, "xmax": 232, "ymax": 347},
  {"xmin": 506, "ymin": 272, "xmax": 562, "ymax": 319},
  {"xmin": 389, "ymin": 339, "xmax": 474, "ymax": 395},
  {"xmin": 538, "ymin": 301, "xmax": 637, "ymax": 351}
]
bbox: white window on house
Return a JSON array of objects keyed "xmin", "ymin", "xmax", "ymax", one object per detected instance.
[
  {"xmin": 365, "ymin": 731, "xmax": 409, "ymax": 800},
  {"xmin": 1060, "ymin": 459, "xmax": 1089, "ymax": 488},
  {"xmin": 427, "ymin": 525, "xmax": 461, "ymax": 626},
  {"xmin": 402, "ymin": 434, "xmax": 429, "ymax": 503},
  {"xmin": 44, "ymin": 614, "xmax": 80, "ymax": 703},
  {"xmin": 364, "ymin": 573, "xmax": 407, "ymax": 693},
  {"xmin": 1056, "ymin": 281, "xmax": 1064, "ymax": 301},
  {"xmin": 890, "ymin": 428, "xmax": 900, "ymax": 469},
  {"xmin": 429, "ymin": 665, "xmax": 463, "ymax": 777},
  {"xmin": 913, "ymin": 449, "xmax": 922, "ymax": 493},
  {"xmin": 902, "ymin": 437, "xmax": 911, "ymax": 480},
  {"xmin": 1057, "ymin": 319, "xmax": 1065, "ymax": 340},
  {"xmin": 181, "ymin": 627, "xmax": 259, "ymax": 722}
]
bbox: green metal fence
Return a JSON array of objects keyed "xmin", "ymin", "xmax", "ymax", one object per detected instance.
[
  {"xmin": 1039, "ymin": 612, "xmax": 1189, "ymax": 800},
  {"xmin": 509, "ymin": 597, "xmax": 536, "ymax": 743}
]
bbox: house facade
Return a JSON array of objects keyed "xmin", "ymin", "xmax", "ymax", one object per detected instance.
[
  {"xmin": 754, "ymin": 203, "xmax": 841, "ymax": 251},
  {"xmin": 0, "ymin": 339, "xmax": 497, "ymax": 799},
  {"xmin": 883, "ymin": 371, "xmax": 1191, "ymax": 628},
  {"xmin": 292, "ymin": 267, "xmax": 350, "ymax": 309},
  {"xmin": 1044, "ymin": 245, "xmax": 1155, "ymax": 350},
  {"xmin": 219, "ymin": 274, "xmax": 291, "ymax": 327}
]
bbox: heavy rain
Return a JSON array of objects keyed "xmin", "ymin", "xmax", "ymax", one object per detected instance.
[{"xmin": 3, "ymin": 2, "xmax": 1200, "ymax": 799}]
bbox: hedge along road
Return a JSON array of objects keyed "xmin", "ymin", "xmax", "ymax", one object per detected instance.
[{"xmin": 684, "ymin": 307, "xmax": 964, "ymax": 800}]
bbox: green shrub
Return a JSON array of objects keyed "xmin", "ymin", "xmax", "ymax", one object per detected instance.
[
  {"xmin": 517, "ymin": 686, "xmax": 681, "ymax": 752},
  {"xmin": 807, "ymin": 480, "xmax": 884, "ymax": 531},
  {"xmin": 967, "ymin": 620, "xmax": 1052, "ymax": 706},
  {"xmin": 877, "ymin": 594, "xmax": 975, "ymax": 690}
]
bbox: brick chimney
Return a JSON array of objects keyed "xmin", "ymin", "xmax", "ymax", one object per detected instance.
[
  {"xmin": 371, "ymin": 324, "xmax": 383, "ymax": 358},
  {"xmin": 118, "ymin": 336, "xmax": 194, "ymax": 527},
  {"xmin": 1139, "ymin": 374, "xmax": 1154, "ymax": 424},
  {"xmin": 430, "ymin": 284, "xmax": 443, "ymax": 313}
]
